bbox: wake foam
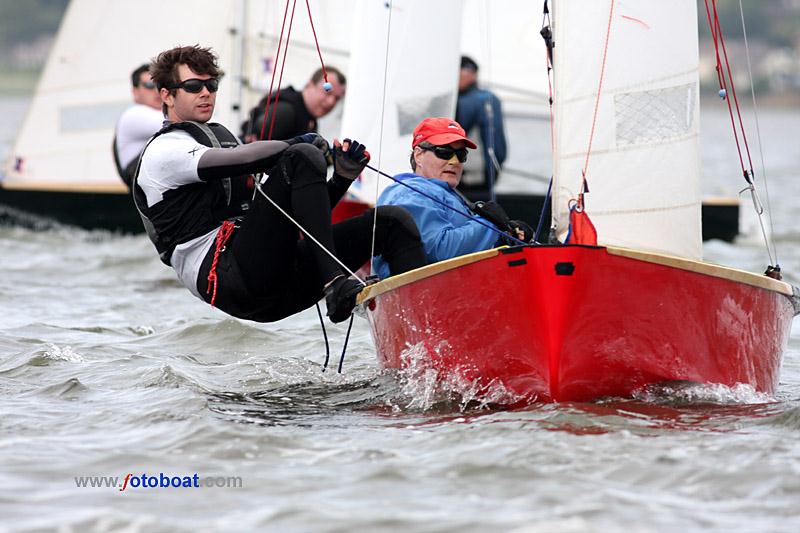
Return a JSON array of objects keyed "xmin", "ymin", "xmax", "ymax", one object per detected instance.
[
  {"xmin": 392, "ymin": 341, "xmax": 527, "ymax": 411},
  {"xmin": 633, "ymin": 381, "xmax": 774, "ymax": 405}
]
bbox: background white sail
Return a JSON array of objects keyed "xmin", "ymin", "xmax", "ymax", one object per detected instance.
[
  {"xmin": 551, "ymin": 0, "xmax": 702, "ymax": 259},
  {"xmin": 238, "ymin": 1, "xmax": 352, "ymax": 140},
  {"xmin": 340, "ymin": 0, "xmax": 462, "ymax": 205},
  {"xmin": 2, "ymin": 0, "xmax": 347, "ymax": 192},
  {"xmin": 3, "ymin": 0, "xmax": 236, "ymax": 191},
  {"xmin": 460, "ymin": 0, "xmax": 550, "ymax": 116}
]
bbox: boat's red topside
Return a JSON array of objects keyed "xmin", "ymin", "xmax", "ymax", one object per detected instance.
[{"xmin": 362, "ymin": 246, "xmax": 796, "ymax": 402}]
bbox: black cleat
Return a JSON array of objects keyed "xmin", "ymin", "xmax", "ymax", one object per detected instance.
[{"xmin": 324, "ymin": 276, "xmax": 363, "ymax": 323}]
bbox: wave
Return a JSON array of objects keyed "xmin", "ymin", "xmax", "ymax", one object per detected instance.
[{"xmin": 633, "ymin": 381, "xmax": 775, "ymax": 405}]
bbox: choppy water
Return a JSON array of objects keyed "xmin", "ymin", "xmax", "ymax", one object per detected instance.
[{"xmin": 1, "ymin": 95, "xmax": 800, "ymax": 532}]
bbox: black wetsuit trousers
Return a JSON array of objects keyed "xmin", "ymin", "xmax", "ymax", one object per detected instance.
[{"xmin": 196, "ymin": 144, "xmax": 426, "ymax": 323}]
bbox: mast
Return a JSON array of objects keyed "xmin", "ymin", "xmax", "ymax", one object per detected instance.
[{"xmin": 230, "ymin": 0, "xmax": 247, "ymax": 127}]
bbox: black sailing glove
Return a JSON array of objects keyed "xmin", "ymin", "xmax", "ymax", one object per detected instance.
[
  {"xmin": 507, "ymin": 220, "xmax": 534, "ymax": 244},
  {"xmin": 286, "ymin": 133, "xmax": 333, "ymax": 165},
  {"xmin": 333, "ymin": 138, "xmax": 370, "ymax": 181},
  {"xmin": 472, "ymin": 200, "xmax": 511, "ymax": 231},
  {"xmin": 286, "ymin": 132, "xmax": 318, "ymax": 145}
]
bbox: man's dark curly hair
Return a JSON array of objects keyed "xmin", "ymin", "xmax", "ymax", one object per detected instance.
[{"xmin": 150, "ymin": 45, "xmax": 223, "ymax": 115}]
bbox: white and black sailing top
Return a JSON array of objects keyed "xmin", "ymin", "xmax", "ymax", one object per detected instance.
[
  {"xmin": 114, "ymin": 104, "xmax": 165, "ymax": 170},
  {"xmin": 133, "ymin": 121, "xmax": 289, "ymax": 299}
]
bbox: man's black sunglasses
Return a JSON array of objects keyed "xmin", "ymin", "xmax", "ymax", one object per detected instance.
[
  {"xmin": 420, "ymin": 145, "xmax": 468, "ymax": 163},
  {"xmin": 141, "ymin": 81, "xmax": 156, "ymax": 89},
  {"xmin": 169, "ymin": 78, "xmax": 219, "ymax": 93}
]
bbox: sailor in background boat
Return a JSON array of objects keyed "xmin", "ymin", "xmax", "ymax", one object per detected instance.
[
  {"xmin": 455, "ymin": 56, "xmax": 507, "ymax": 201},
  {"xmin": 133, "ymin": 45, "xmax": 426, "ymax": 323},
  {"xmin": 239, "ymin": 67, "xmax": 346, "ymax": 143},
  {"xmin": 373, "ymin": 117, "xmax": 531, "ymax": 279},
  {"xmin": 113, "ymin": 64, "xmax": 165, "ymax": 189}
]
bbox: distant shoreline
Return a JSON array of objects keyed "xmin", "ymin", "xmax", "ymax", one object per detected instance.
[{"xmin": 0, "ymin": 69, "xmax": 40, "ymax": 96}]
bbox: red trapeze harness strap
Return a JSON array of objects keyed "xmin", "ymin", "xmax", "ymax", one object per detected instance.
[{"xmin": 206, "ymin": 220, "xmax": 236, "ymax": 307}]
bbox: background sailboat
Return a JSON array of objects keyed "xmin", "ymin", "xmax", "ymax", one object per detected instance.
[
  {"xmin": 1, "ymin": 0, "xmax": 739, "ymax": 240},
  {"xmin": 0, "ymin": 0, "xmax": 347, "ymax": 231},
  {"xmin": 357, "ymin": 0, "xmax": 798, "ymax": 403}
]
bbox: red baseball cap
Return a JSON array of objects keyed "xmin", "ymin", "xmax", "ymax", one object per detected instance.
[{"xmin": 411, "ymin": 117, "xmax": 477, "ymax": 149}]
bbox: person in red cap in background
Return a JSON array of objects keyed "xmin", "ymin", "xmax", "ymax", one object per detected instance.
[{"xmin": 372, "ymin": 117, "xmax": 531, "ymax": 279}]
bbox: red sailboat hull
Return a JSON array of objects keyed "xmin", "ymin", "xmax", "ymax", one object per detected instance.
[{"xmin": 361, "ymin": 246, "xmax": 796, "ymax": 403}]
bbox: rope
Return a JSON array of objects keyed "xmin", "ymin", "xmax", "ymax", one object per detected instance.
[
  {"xmin": 541, "ymin": 0, "xmax": 556, "ymax": 236},
  {"xmin": 534, "ymin": 177, "xmax": 553, "ymax": 244},
  {"xmin": 337, "ymin": 315, "xmax": 355, "ymax": 373},
  {"xmin": 254, "ymin": 177, "xmax": 366, "ymax": 285},
  {"xmin": 267, "ymin": 0, "xmax": 298, "ymax": 141},
  {"xmin": 542, "ymin": 2, "xmax": 555, "ymax": 154},
  {"xmin": 205, "ymin": 220, "xmax": 236, "ymax": 307},
  {"xmin": 580, "ymin": 0, "xmax": 615, "ymax": 195},
  {"xmin": 737, "ymin": 0, "xmax": 779, "ymax": 265},
  {"xmin": 370, "ymin": 0, "xmax": 395, "ymax": 272},
  {"xmin": 316, "ymin": 302, "xmax": 331, "ymax": 370},
  {"xmin": 712, "ymin": 1, "xmax": 756, "ymax": 174},
  {"xmin": 259, "ymin": 0, "xmax": 293, "ymax": 141},
  {"xmin": 319, "ymin": 305, "xmax": 354, "ymax": 374},
  {"xmin": 304, "ymin": 0, "xmax": 328, "ymax": 85},
  {"xmin": 704, "ymin": 0, "xmax": 777, "ymax": 267},
  {"xmin": 257, "ymin": 0, "xmax": 330, "ymax": 141},
  {"xmin": 703, "ymin": 0, "xmax": 748, "ymax": 174},
  {"xmin": 365, "ymin": 163, "xmax": 528, "ymax": 246},
  {"xmin": 482, "ymin": 0, "xmax": 497, "ymax": 202}
]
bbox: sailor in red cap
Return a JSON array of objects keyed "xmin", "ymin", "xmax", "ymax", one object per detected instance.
[
  {"xmin": 409, "ymin": 117, "xmax": 477, "ymax": 188},
  {"xmin": 372, "ymin": 117, "xmax": 531, "ymax": 279}
]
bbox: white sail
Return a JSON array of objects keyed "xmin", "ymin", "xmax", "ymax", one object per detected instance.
[
  {"xmin": 460, "ymin": 0, "xmax": 550, "ymax": 115},
  {"xmin": 551, "ymin": 0, "xmax": 702, "ymax": 259},
  {"xmin": 2, "ymin": 0, "xmax": 238, "ymax": 192},
  {"xmin": 238, "ymin": 0, "xmax": 352, "ymax": 139},
  {"xmin": 340, "ymin": 0, "xmax": 462, "ymax": 205},
  {"xmin": 2, "ymin": 0, "xmax": 348, "ymax": 192}
]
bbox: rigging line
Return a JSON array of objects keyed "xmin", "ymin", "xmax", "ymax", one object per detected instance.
[
  {"xmin": 738, "ymin": 0, "xmax": 778, "ymax": 264},
  {"xmin": 541, "ymin": 0, "xmax": 556, "ymax": 233},
  {"xmin": 542, "ymin": 1, "xmax": 555, "ymax": 154},
  {"xmin": 533, "ymin": 177, "xmax": 553, "ymax": 244},
  {"xmin": 259, "ymin": 0, "xmax": 292, "ymax": 141},
  {"xmin": 580, "ymin": 0, "xmax": 615, "ymax": 193},
  {"xmin": 365, "ymin": 163, "xmax": 529, "ymax": 246},
  {"xmin": 702, "ymin": 1, "xmax": 730, "ymax": 103},
  {"xmin": 267, "ymin": 0, "xmax": 299, "ymax": 141},
  {"xmin": 254, "ymin": 177, "xmax": 366, "ymax": 285},
  {"xmin": 711, "ymin": 1, "xmax": 755, "ymax": 174},
  {"xmin": 316, "ymin": 303, "xmax": 331, "ymax": 371},
  {"xmin": 705, "ymin": 0, "xmax": 775, "ymax": 266},
  {"xmin": 370, "ymin": 0, "xmax": 395, "ymax": 269},
  {"xmin": 482, "ymin": 0, "xmax": 498, "ymax": 202},
  {"xmin": 703, "ymin": 0, "xmax": 746, "ymax": 174},
  {"xmin": 304, "ymin": 0, "xmax": 328, "ymax": 83},
  {"xmin": 336, "ymin": 314, "xmax": 355, "ymax": 374}
]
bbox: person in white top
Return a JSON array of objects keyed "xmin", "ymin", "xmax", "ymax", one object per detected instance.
[{"xmin": 113, "ymin": 64, "xmax": 164, "ymax": 187}]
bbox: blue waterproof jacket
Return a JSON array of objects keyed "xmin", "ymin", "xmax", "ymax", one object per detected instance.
[
  {"xmin": 456, "ymin": 85, "xmax": 507, "ymax": 179},
  {"xmin": 373, "ymin": 173, "xmax": 502, "ymax": 279}
]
